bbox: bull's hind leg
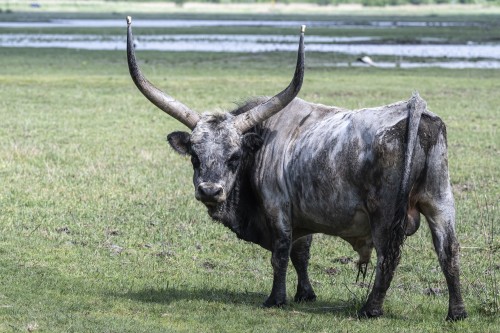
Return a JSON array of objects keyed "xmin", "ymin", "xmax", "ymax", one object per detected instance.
[
  {"xmin": 291, "ymin": 235, "xmax": 317, "ymax": 302},
  {"xmin": 358, "ymin": 210, "xmax": 404, "ymax": 318},
  {"xmin": 418, "ymin": 128, "xmax": 467, "ymax": 321},
  {"xmin": 420, "ymin": 193, "xmax": 467, "ymax": 321}
]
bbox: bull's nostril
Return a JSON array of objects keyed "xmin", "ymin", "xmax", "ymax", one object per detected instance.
[
  {"xmin": 198, "ymin": 185, "xmax": 207, "ymax": 197},
  {"xmin": 213, "ymin": 187, "xmax": 222, "ymax": 197},
  {"xmin": 198, "ymin": 183, "xmax": 223, "ymax": 200}
]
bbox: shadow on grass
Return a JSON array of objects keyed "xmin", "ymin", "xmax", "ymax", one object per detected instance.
[{"xmin": 114, "ymin": 287, "xmax": 362, "ymax": 317}]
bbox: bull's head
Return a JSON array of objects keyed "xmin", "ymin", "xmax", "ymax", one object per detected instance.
[{"xmin": 126, "ymin": 17, "xmax": 305, "ymax": 215}]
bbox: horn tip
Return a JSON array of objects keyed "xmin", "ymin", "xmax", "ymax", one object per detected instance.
[
  {"xmin": 301, "ymin": 25, "xmax": 306, "ymax": 33},
  {"xmin": 126, "ymin": 16, "xmax": 132, "ymax": 25}
]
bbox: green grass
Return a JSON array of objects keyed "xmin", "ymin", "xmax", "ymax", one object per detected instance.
[{"xmin": 0, "ymin": 4, "xmax": 499, "ymax": 331}]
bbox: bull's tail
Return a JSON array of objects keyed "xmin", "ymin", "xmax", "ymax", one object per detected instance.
[{"xmin": 384, "ymin": 92, "xmax": 426, "ymax": 267}]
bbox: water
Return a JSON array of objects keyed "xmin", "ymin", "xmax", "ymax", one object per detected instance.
[
  {"xmin": 0, "ymin": 19, "xmax": 488, "ymax": 29},
  {"xmin": 1, "ymin": 19, "xmax": 499, "ymax": 69},
  {"xmin": 0, "ymin": 33, "xmax": 378, "ymax": 50},
  {"xmin": 2, "ymin": 33, "xmax": 499, "ymax": 59}
]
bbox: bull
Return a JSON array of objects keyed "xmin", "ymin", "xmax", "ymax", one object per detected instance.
[{"xmin": 126, "ymin": 17, "xmax": 467, "ymax": 320}]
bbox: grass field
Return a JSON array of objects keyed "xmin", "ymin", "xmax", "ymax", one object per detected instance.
[{"xmin": 0, "ymin": 3, "xmax": 499, "ymax": 333}]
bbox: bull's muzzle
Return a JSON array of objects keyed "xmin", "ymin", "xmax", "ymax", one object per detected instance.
[{"xmin": 196, "ymin": 182, "xmax": 225, "ymax": 205}]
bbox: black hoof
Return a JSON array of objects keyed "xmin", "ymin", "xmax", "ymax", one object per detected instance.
[
  {"xmin": 358, "ymin": 307, "xmax": 383, "ymax": 319},
  {"xmin": 294, "ymin": 292, "xmax": 317, "ymax": 303},
  {"xmin": 446, "ymin": 311, "xmax": 468, "ymax": 322},
  {"xmin": 263, "ymin": 297, "xmax": 287, "ymax": 308}
]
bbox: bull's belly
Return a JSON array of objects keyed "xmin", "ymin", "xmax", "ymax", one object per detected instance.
[
  {"xmin": 292, "ymin": 207, "xmax": 371, "ymax": 240},
  {"xmin": 292, "ymin": 206, "xmax": 373, "ymax": 262}
]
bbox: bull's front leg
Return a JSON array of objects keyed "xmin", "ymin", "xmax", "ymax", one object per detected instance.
[
  {"xmin": 263, "ymin": 212, "xmax": 292, "ymax": 307},
  {"xmin": 291, "ymin": 235, "xmax": 317, "ymax": 303}
]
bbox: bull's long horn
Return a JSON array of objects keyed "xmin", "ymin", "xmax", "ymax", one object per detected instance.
[
  {"xmin": 234, "ymin": 25, "xmax": 306, "ymax": 133},
  {"xmin": 126, "ymin": 16, "xmax": 200, "ymax": 130}
]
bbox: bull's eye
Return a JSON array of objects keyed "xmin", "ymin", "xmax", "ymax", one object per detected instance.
[
  {"xmin": 191, "ymin": 153, "xmax": 200, "ymax": 168},
  {"xmin": 227, "ymin": 152, "xmax": 241, "ymax": 172}
]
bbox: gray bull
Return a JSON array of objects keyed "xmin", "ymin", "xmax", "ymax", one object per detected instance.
[{"xmin": 126, "ymin": 17, "xmax": 467, "ymax": 320}]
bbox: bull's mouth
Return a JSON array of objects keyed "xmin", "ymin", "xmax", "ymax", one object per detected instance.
[
  {"xmin": 202, "ymin": 200, "xmax": 225, "ymax": 219},
  {"xmin": 202, "ymin": 200, "xmax": 220, "ymax": 207},
  {"xmin": 205, "ymin": 203, "xmax": 223, "ymax": 220},
  {"xmin": 198, "ymin": 197, "xmax": 224, "ymax": 207},
  {"xmin": 203, "ymin": 201, "xmax": 218, "ymax": 208}
]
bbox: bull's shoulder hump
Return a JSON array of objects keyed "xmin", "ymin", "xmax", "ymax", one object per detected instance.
[
  {"xmin": 284, "ymin": 98, "xmax": 348, "ymax": 120},
  {"xmin": 263, "ymin": 98, "xmax": 347, "ymax": 135}
]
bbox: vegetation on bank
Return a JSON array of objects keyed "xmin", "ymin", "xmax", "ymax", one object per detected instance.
[{"xmin": 169, "ymin": 0, "xmax": 500, "ymax": 7}]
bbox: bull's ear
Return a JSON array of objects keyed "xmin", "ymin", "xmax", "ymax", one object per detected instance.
[
  {"xmin": 242, "ymin": 133, "xmax": 263, "ymax": 153},
  {"xmin": 167, "ymin": 131, "xmax": 191, "ymax": 155}
]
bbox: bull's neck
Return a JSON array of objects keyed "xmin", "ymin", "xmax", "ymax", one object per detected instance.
[{"xmin": 214, "ymin": 157, "xmax": 271, "ymax": 250}]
